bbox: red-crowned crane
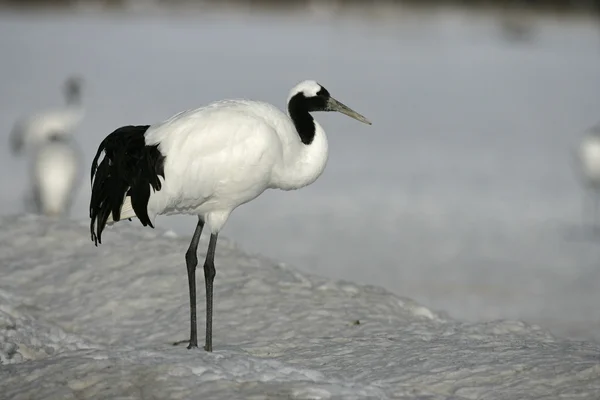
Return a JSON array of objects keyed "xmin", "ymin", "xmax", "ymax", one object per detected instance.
[{"xmin": 89, "ymin": 80, "xmax": 371, "ymax": 352}]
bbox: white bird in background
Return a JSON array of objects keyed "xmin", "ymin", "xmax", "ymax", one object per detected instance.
[
  {"xmin": 9, "ymin": 76, "xmax": 85, "ymax": 217},
  {"xmin": 89, "ymin": 80, "xmax": 371, "ymax": 352},
  {"xmin": 28, "ymin": 133, "xmax": 83, "ymax": 217},
  {"xmin": 10, "ymin": 76, "xmax": 85, "ymax": 155},
  {"xmin": 576, "ymin": 124, "xmax": 600, "ymax": 231}
]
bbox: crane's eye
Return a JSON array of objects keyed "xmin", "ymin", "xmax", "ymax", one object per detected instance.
[{"xmin": 315, "ymin": 87, "xmax": 330, "ymax": 99}]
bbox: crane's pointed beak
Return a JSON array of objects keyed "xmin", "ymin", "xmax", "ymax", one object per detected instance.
[{"xmin": 327, "ymin": 97, "xmax": 372, "ymax": 125}]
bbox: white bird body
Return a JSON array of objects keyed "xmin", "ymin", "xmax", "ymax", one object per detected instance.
[
  {"xmin": 140, "ymin": 99, "xmax": 328, "ymax": 233},
  {"xmin": 29, "ymin": 137, "xmax": 82, "ymax": 216},
  {"xmin": 90, "ymin": 80, "xmax": 370, "ymax": 352}
]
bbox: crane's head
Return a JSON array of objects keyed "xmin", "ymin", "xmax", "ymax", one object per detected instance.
[{"xmin": 288, "ymin": 80, "xmax": 371, "ymax": 125}]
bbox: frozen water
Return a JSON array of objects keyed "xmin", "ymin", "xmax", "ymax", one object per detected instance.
[
  {"xmin": 1, "ymin": 215, "xmax": 599, "ymax": 399},
  {"xmin": 0, "ymin": 7, "xmax": 600, "ymax": 345}
]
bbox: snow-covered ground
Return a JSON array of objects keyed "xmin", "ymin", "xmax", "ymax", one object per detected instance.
[
  {"xmin": 1, "ymin": 215, "xmax": 599, "ymax": 399},
  {"xmin": 1, "ymin": 6, "xmax": 600, "ymax": 347}
]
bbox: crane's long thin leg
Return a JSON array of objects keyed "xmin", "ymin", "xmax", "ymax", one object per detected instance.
[
  {"xmin": 184, "ymin": 217, "xmax": 204, "ymax": 349},
  {"xmin": 203, "ymin": 233, "xmax": 218, "ymax": 352}
]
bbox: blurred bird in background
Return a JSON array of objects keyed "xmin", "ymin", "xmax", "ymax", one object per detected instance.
[
  {"xmin": 9, "ymin": 75, "xmax": 85, "ymax": 217},
  {"xmin": 575, "ymin": 123, "xmax": 600, "ymax": 231}
]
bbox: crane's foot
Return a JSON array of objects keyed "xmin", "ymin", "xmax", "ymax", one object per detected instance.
[
  {"xmin": 187, "ymin": 341, "xmax": 198, "ymax": 350},
  {"xmin": 172, "ymin": 339, "xmax": 198, "ymax": 349}
]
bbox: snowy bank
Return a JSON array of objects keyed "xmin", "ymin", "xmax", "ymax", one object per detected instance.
[{"xmin": 0, "ymin": 215, "xmax": 599, "ymax": 399}]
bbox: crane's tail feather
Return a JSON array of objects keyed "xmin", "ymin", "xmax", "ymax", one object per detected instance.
[{"xmin": 89, "ymin": 125, "xmax": 165, "ymax": 245}]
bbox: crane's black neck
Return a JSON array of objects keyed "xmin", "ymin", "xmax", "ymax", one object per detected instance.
[
  {"xmin": 287, "ymin": 88, "xmax": 329, "ymax": 146},
  {"xmin": 288, "ymin": 94, "xmax": 316, "ymax": 145}
]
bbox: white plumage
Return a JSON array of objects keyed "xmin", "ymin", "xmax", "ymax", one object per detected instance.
[
  {"xmin": 128, "ymin": 100, "xmax": 327, "ymax": 232},
  {"xmin": 90, "ymin": 80, "xmax": 371, "ymax": 352}
]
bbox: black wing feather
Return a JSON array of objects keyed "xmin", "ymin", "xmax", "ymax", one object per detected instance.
[{"xmin": 89, "ymin": 125, "xmax": 165, "ymax": 246}]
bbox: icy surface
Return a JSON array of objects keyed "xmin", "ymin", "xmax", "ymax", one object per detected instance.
[{"xmin": 1, "ymin": 215, "xmax": 599, "ymax": 399}]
